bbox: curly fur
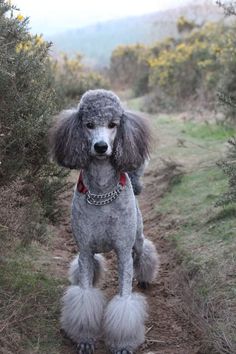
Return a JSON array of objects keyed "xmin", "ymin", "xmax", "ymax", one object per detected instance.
[
  {"xmin": 104, "ymin": 293, "xmax": 147, "ymax": 351},
  {"xmin": 50, "ymin": 89, "xmax": 159, "ymax": 353},
  {"xmin": 111, "ymin": 111, "xmax": 150, "ymax": 172},
  {"xmin": 49, "ymin": 109, "xmax": 91, "ymax": 169},
  {"xmin": 128, "ymin": 160, "xmax": 149, "ymax": 195},
  {"xmin": 60, "ymin": 285, "xmax": 106, "ymax": 343},
  {"xmin": 134, "ymin": 239, "xmax": 160, "ymax": 283},
  {"xmin": 69, "ymin": 253, "xmax": 106, "ymax": 286},
  {"xmin": 50, "ymin": 90, "xmax": 150, "ymax": 173}
]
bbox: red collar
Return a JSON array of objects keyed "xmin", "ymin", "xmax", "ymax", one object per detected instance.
[{"xmin": 77, "ymin": 171, "xmax": 126, "ymax": 194}]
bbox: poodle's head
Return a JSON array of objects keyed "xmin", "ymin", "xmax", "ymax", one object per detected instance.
[{"xmin": 50, "ymin": 89, "xmax": 150, "ymax": 171}]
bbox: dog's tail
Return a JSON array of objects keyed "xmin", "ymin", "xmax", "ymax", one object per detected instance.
[{"xmin": 128, "ymin": 160, "xmax": 149, "ymax": 195}]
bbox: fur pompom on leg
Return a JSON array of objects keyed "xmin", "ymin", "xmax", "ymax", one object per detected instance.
[
  {"xmin": 60, "ymin": 285, "xmax": 106, "ymax": 344},
  {"xmin": 68, "ymin": 254, "xmax": 106, "ymax": 286},
  {"xmin": 104, "ymin": 293, "xmax": 147, "ymax": 352},
  {"xmin": 134, "ymin": 239, "xmax": 160, "ymax": 284}
]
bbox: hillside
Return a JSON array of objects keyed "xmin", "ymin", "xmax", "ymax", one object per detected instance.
[{"xmin": 49, "ymin": 1, "xmax": 223, "ymax": 67}]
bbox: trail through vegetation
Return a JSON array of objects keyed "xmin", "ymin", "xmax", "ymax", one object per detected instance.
[
  {"xmin": 1, "ymin": 104, "xmax": 235, "ymax": 354},
  {"xmin": 54, "ymin": 166, "xmax": 203, "ymax": 354},
  {"xmin": 51, "ymin": 107, "xmax": 236, "ymax": 354},
  {"xmin": 1, "ymin": 1, "xmax": 236, "ymax": 353}
]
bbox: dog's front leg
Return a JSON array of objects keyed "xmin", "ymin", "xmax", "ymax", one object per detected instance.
[
  {"xmin": 104, "ymin": 249, "xmax": 147, "ymax": 354},
  {"xmin": 61, "ymin": 250, "xmax": 106, "ymax": 354}
]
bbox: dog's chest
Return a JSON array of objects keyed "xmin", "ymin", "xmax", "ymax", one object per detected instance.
[{"xmin": 71, "ymin": 188, "xmax": 137, "ymax": 253}]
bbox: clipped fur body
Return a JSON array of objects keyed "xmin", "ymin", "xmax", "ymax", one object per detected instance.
[{"xmin": 50, "ymin": 89, "xmax": 159, "ymax": 353}]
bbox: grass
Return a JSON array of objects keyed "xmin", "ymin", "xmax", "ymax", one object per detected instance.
[
  {"xmin": 145, "ymin": 112, "xmax": 236, "ymax": 353},
  {"xmin": 1, "ymin": 101, "xmax": 236, "ymax": 353},
  {"xmin": 183, "ymin": 121, "xmax": 235, "ymax": 141},
  {"xmin": 157, "ymin": 167, "xmax": 236, "ymax": 251},
  {"xmin": 0, "ymin": 243, "xmax": 66, "ymax": 354},
  {"xmin": 125, "ymin": 96, "xmax": 236, "ymax": 352},
  {"xmin": 125, "ymin": 95, "xmax": 145, "ymax": 111}
]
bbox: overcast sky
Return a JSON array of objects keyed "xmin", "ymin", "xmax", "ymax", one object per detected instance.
[{"xmin": 14, "ymin": 0, "xmax": 198, "ymax": 35}]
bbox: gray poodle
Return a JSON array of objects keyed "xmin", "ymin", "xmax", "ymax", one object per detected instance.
[{"xmin": 50, "ymin": 89, "xmax": 159, "ymax": 354}]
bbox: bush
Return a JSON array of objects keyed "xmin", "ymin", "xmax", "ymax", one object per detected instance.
[
  {"xmin": 0, "ymin": 0, "xmax": 68, "ymax": 224},
  {"xmin": 110, "ymin": 16, "xmax": 236, "ymax": 117},
  {"xmin": 216, "ymin": 22, "xmax": 236, "ymax": 124},
  {"xmin": 109, "ymin": 44, "xmax": 150, "ymax": 95},
  {"xmin": 51, "ymin": 53, "xmax": 109, "ymax": 108},
  {"xmin": 148, "ymin": 22, "xmax": 226, "ymax": 111},
  {"xmin": 216, "ymin": 137, "xmax": 236, "ymax": 208},
  {"xmin": 216, "ymin": 1, "xmax": 236, "ymax": 208},
  {"xmin": 177, "ymin": 16, "xmax": 198, "ymax": 34}
]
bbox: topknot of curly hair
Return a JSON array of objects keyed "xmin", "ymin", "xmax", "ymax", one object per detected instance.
[{"xmin": 78, "ymin": 89, "xmax": 124, "ymax": 118}]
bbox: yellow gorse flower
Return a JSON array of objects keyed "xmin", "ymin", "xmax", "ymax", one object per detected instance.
[
  {"xmin": 35, "ymin": 35, "xmax": 44, "ymax": 46},
  {"xmin": 17, "ymin": 14, "xmax": 24, "ymax": 22},
  {"xmin": 15, "ymin": 41, "xmax": 32, "ymax": 53},
  {"xmin": 15, "ymin": 42, "xmax": 23, "ymax": 53}
]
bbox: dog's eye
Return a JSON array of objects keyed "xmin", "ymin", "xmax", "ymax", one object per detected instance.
[
  {"xmin": 86, "ymin": 122, "xmax": 95, "ymax": 129},
  {"xmin": 108, "ymin": 122, "xmax": 117, "ymax": 129}
]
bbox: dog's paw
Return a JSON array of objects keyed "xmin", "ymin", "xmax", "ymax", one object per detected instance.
[
  {"xmin": 137, "ymin": 281, "xmax": 150, "ymax": 290},
  {"xmin": 115, "ymin": 350, "xmax": 133, "ymax": 354},
  {"xmin": 76, "ymin": 342, "xmax": 95, "ymax": 354}
]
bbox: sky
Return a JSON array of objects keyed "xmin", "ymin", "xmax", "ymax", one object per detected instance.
[{"xmin": 14, "ymin": 0, "xmax": 197, "ymax": 35}]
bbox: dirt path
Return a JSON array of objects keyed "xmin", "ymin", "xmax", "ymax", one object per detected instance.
[
  {"xmin": 50, "ymin": 108, "xmax": 207, "ymax": 354},
  {"xmin": 51, "ymin": 160, "xmax": 204, "ymax": 354}
]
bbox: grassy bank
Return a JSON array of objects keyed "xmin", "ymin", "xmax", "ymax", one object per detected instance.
[
  {"xmin": 0, "ymin": 240, "xmax": 66, "ymax": 354},
  {"xmin": 140, "ymin": 109, "xmax": 236, "ymax": 353}
]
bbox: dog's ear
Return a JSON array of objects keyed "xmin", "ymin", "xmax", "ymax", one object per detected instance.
[
  {"xmin": 49, "ymin": 109, "xmax": 90, "ymax": 169},
  {"xmin": 111, "ymin": 111, "xmax": 150, "ymax": 171}
]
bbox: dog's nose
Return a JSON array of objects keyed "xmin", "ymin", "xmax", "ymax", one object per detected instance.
[{"xmin": 94, "ymin": 141, "xmax": 108, "ymax": 154}]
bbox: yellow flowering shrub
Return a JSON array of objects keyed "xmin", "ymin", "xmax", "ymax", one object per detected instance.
[
  {"xmin": 177, "ymin": 16, "xmax": 197, "ymax": 33},
  {"xmin": 110, "ymin": 17, "xmax": 236, "ymax": 113},
  {"xmin": 147, "ymin": 21, "xmax": 233, "ymax": 109},
  {"xmin": 0, "ymin": 0, "xmax": 69, "ymax": 223},
  {"xmin": 51, "ymin": 53, "xmax": 109, "ymax": 107}
]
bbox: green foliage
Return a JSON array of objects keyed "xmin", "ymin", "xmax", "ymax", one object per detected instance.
[
  {"xmin": 217, "ymin": 137, "xmax": 236, "ymax": 206},
  {"xmin": 148, "ymin": 22, "xmax": 227, "ymax": 110},
  {"xmin": 0, "ymin": 0, "xmax": 109, "ymax": 232},
  {"xmin": 184, "ymin": 122, "xmax": 235, "ymax": 140},
  {"xmin": 111, "ymin": 17, "xmax": 236, "ymax": 119},
  {"xmin": 51, "ymin": 53, "xmax": 109, "ymax": 108},
  {"xmin": 217, "ymin": 26, "xmax": 236, "ymax": 123},
  {"xmin": 109, "ymin": 44, "xmax": 149, "ymax": 95},
  {"xmin": 0, "ymin": 0, "xmax": 68, "ymax": 225},
  {"xmin": 152, "ymin": 115, "xmax": 236, "ymax": 353},
  {"xmin": 177, "ymin": 16, "xmax": 198, "ymax": 33},
  {"xmin": 0, "ymin": 248, "xmax": 64, "ymax": 353},
  {"xmin": 216, "ymin": 1, "xmax": 236, "ymax": 209}
]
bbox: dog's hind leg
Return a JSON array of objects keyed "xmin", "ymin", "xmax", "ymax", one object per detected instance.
[
  {"xmin": 104, "ymin": 249, "xmax": 147, "ymax": 353},
  {"xmin": 69, "ymin": 253, "xmax": 106, "ymax": 286},
  {"xmin": 61, "ymin": 250, "xmax": 106, "ymax": 354},
  {"xmin": 133, "ymin": 206, "xmax": 160, "ymax": 289}
]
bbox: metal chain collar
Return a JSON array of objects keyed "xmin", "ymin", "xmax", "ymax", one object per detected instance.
[{"xmin": 86, "ymin": 182, "xmax": 124, "ymax": 206}]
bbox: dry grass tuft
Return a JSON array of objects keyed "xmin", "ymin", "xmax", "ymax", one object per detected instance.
[
  {"xmin": 0, "ymin": 180, "xmax": 46, "ymax": 251},
  {"xmin": 145, "ymin": 157, "xmax": 184, "ymax": 197},
  {"xmin": 170, "ymin": 261, "xmax": 236, "ymax": 354}
]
